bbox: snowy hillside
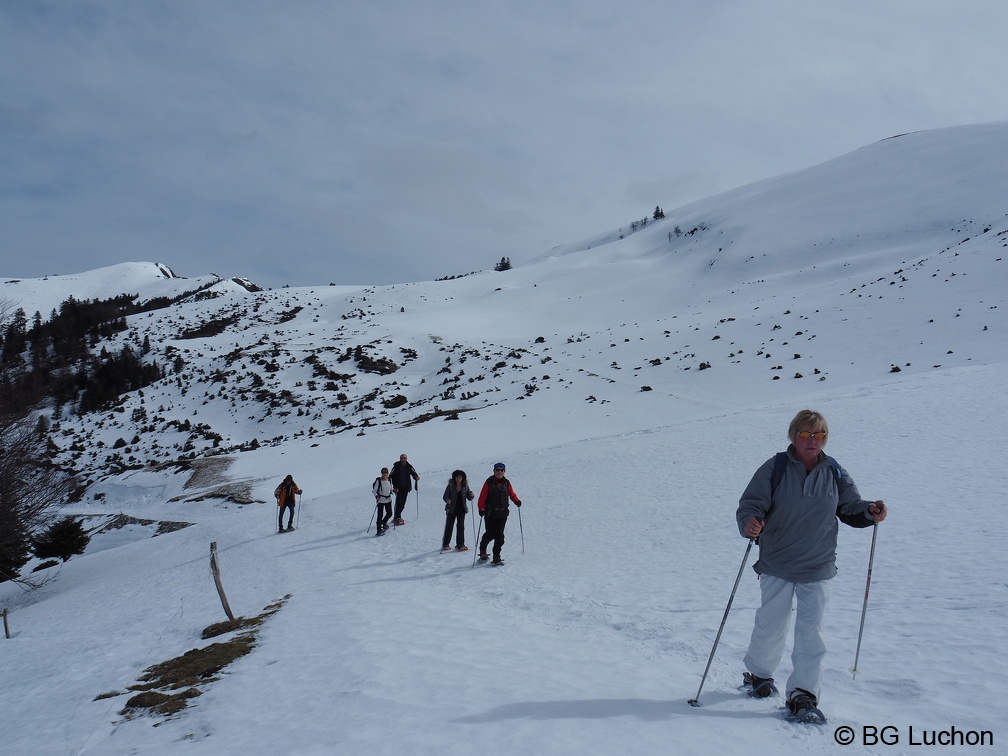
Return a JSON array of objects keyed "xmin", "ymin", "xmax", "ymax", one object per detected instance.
[
  {"xmin": 1, "ymin": 123, "xmax": 1006, "ymax": 755},
  {"xmin": 1, "ymin": 262, "xmax": 262, "ymax": 321}
]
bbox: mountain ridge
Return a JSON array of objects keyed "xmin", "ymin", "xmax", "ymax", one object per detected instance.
[{"xmin": 2, "ymin": 123, "xmax": 1006, "ymax": 494}]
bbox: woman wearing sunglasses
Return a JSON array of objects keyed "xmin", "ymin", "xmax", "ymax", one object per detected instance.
[{"xmin": 736, "ymin": 409, "xmax": 887, "ymax": 722}]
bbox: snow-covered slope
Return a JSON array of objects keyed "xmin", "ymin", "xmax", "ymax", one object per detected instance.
[
  {"xmin": 1, "ymin": 261, "xmax": 259, "ymax": 318},
  {"xmin": 25, "ymin": 124, "xmax": 1005, "ymax": 489},
  {"xmin": 1, "ymin": 123, "xmax": 1006, "ymax": 755}
]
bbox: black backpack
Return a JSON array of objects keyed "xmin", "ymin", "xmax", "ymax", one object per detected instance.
[{"xmin": 484, "ymin": 477, "xmax": 511, "ymax": 517}]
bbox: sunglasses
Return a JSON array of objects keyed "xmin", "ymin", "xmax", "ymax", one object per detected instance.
[{"xmin": 797, "ymin": 431, "xmax": 827, "ymax": 441}]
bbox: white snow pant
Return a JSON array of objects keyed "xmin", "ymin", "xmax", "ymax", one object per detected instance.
[{"xmin": 744, "ymin": 575, "xmax": 832, "ymax": 701}]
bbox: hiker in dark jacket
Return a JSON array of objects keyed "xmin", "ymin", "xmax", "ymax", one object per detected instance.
[
  {"xmin": 477, "ymin": 462, "xmax": 521, "ymax": 565},
  {"xmin": 274, "ymin": 475, "xmax": 303, "ymax": 533},
  {"xmin": 736, "ymin": 409, "xmax": 887, "ymax": 719},
  {"xmin": 389, "ymin": 453, "xmax": 420, "ymax": 525},
  {"xmin": 441, "ymin": 470, "xmax": 474, "ymax": 551}
]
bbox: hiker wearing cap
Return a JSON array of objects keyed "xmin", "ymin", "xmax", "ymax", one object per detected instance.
[
  {"xmin": 441, "ymin": 470, "xmax": 475, "ymax": 551},
  {"xmin": 477, "ymin": 462, "xmax": 521, "ymax": 565},
  {"xmin": 274, "ymin": 474, "xmax": 303, "ymax": 533},
  {"xmin": 389, "ymin": 453, "xmax": 420, "ymax": 525}
]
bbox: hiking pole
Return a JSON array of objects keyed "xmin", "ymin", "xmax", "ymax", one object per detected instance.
[
  {"xmin": 851, "ymin": 523, "xmax": 879, "ymax": 679},
  {"xmin": 518, "ymin": 505, "xmax": 525, "ymax": 554},
  {"xmin": 415, "ymin": 484, "xmax": 420, "ymax": 521},
  {"xmin": 295, "ymin": 494, "xmax": 302, "ymax": 529},
  {"xmin": 688, "ymin": 538, "xmax": 754, "ymax": 707},
  {"xmin": 472, "ymin": 516, "xmax": 483, "ymax": 568},
  {"xmin": 367, "ymin": 501, "xmax": 377, "ymax": 534}
]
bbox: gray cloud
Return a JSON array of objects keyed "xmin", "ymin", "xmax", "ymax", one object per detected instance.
[{"xmin": 2, "ymin": 0, "xmax": 1008, "ymax": 288}]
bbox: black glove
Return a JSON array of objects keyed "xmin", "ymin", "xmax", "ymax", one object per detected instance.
[
  {"xmin": 515, "ymin": 500, "xmax": 522, "ymax": 507},
  {"xmin": 479, "ymin": 511, "xmax": 484, "ymax": 518}
]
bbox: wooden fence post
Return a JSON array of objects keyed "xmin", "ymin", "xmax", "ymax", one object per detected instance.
[
  {"xmin": 209, "ymin": 542, "xmax": 235, "ymax": 621},
  {"xmin": 3, "ymin": 608, "xmax": 10, "ymax": 639}
]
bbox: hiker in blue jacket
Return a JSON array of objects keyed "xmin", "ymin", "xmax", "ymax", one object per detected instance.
[{"xmin": 736, "ymin": 409, "xmax": 887, "ymax": 720}]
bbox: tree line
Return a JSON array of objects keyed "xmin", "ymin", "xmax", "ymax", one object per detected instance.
[{"xmin": 0, "ymin": 294, "xmax": 172, "ymax": 583}]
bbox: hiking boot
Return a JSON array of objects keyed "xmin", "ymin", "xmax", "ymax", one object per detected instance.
[
  {"xmin": 278, "ymin": 527, "xmax": 285, "ymax": 533},
  {"xmin": 787, "ymin": 689, "xmax": 818, "ymax": 716},
  {"xmin": 743, "ymin": 672, "xmax": 777, "ymax": 698},
  {"xmin": 478, "ymin": 553, "xmax": 490, "ymax": 562},
  {"xmin": 456, "ymin": 545, "xmax": 469, "ymax": 551},
  {"xmin": 394, "ymin": 518, "xmax": 405, "ymax": 526},
  {"xmin": 492, "ymin": 558, "xmax": 505, "ymax": 565},
  {"xmin": 441, "ymin": 545, "xmax": 453, "ymax": 552}
]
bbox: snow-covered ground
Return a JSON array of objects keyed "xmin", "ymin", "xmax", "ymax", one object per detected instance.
[{"xmin": 1, "ymin": 124, "xmax": 1006, "ymax": 754}]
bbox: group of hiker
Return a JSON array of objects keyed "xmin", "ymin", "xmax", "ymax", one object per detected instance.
[
  {"xmin": 370, "ymin": 453, "xmax": 420, "ymax": 534},
  {"xmin": 370, "ymin": 456, "xmax": 522, "ymax": 565},
  {"xmin": 275, "ymin": 455, "xmax": 522, "ymax": 565},
  {"xmin": 272, "ymin": 407, "xmax": 887, "ymax": 720}
]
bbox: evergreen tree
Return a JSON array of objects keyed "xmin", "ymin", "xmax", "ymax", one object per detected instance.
[
  {"xmin": 0, "ymin": 507, "xmax": 31, "ymax": 582},
  {"xmin": 0, "ymin": 298, "xmax": 79, "ymax": 584},
  {"xmin": 2, "ymin": 306, "xmax": 27, "ymax": 364},
  {"xmin": 32, "ymin": 516, "xmax": 91, "ymax": 563}
]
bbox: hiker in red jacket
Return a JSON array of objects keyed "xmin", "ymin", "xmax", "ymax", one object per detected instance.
[{"xmin": 477, "ymin": 462, "xmax": 521, "ymax": 565}]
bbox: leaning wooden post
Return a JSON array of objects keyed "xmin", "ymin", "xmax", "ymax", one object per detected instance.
[
  {"xmin": 209, "ymin": 542, "xmax": 235, "ymax": 621},
  {"xmin": 3, "ymin": 608, "xmax": 10, "ymax": 639}
]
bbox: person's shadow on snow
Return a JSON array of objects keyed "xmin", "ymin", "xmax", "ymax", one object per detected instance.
[{"xmin": 453, "ymin": 695, "xmax": 764, "ymax": 723}]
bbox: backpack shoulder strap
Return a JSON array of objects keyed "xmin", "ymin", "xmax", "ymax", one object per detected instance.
[
  {"xmin": 770, "ymin": 452, "xmax": 788, "ymax": 494},
  {"xmin": 825, "ymin": 455, "xmax": 843, "ymax": 485}
]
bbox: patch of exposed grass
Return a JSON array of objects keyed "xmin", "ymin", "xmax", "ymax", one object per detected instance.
[
  {"xmin": 201, "ymin": 612, "xmax": 271, "ymax": 640},
  {"xmin": 403, "ymin": 405, "xmax": 482, "ymax": 426},
  {"xmin": 188, "ymin": 480, "xmax": 257, "ymax": 505},
  {"xmin": 156, "ymin": 520, "xmax": 191, "ymax": 535},
  {"xmin": 122, "ymin": 687, "xmax": 202, "ymax": 718},
  {"xmin": 181, "ymin": 456, "xmax": 235, "ymax": 489},
  {"xmin": 97, "ymin": 513, "xmax": 193, "ymax": 536},
  {"xmin": 112, "ymin": 595, "xmax": 289, "ymax": 720}
]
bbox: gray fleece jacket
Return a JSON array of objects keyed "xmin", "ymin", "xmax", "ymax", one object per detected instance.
[{"xmin": 736, "ymin": 446, "xmax": 875, "ymax": 583}]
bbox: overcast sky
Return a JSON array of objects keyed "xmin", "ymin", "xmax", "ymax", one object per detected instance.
[{"xmin": 3, "ymin": 1, "xmax": 1007, "ymax": 289}]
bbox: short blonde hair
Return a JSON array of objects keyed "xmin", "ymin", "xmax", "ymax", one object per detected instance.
[{"xmin": 788, "ymin": 409, "xmax": 828, "ymax": 444}]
